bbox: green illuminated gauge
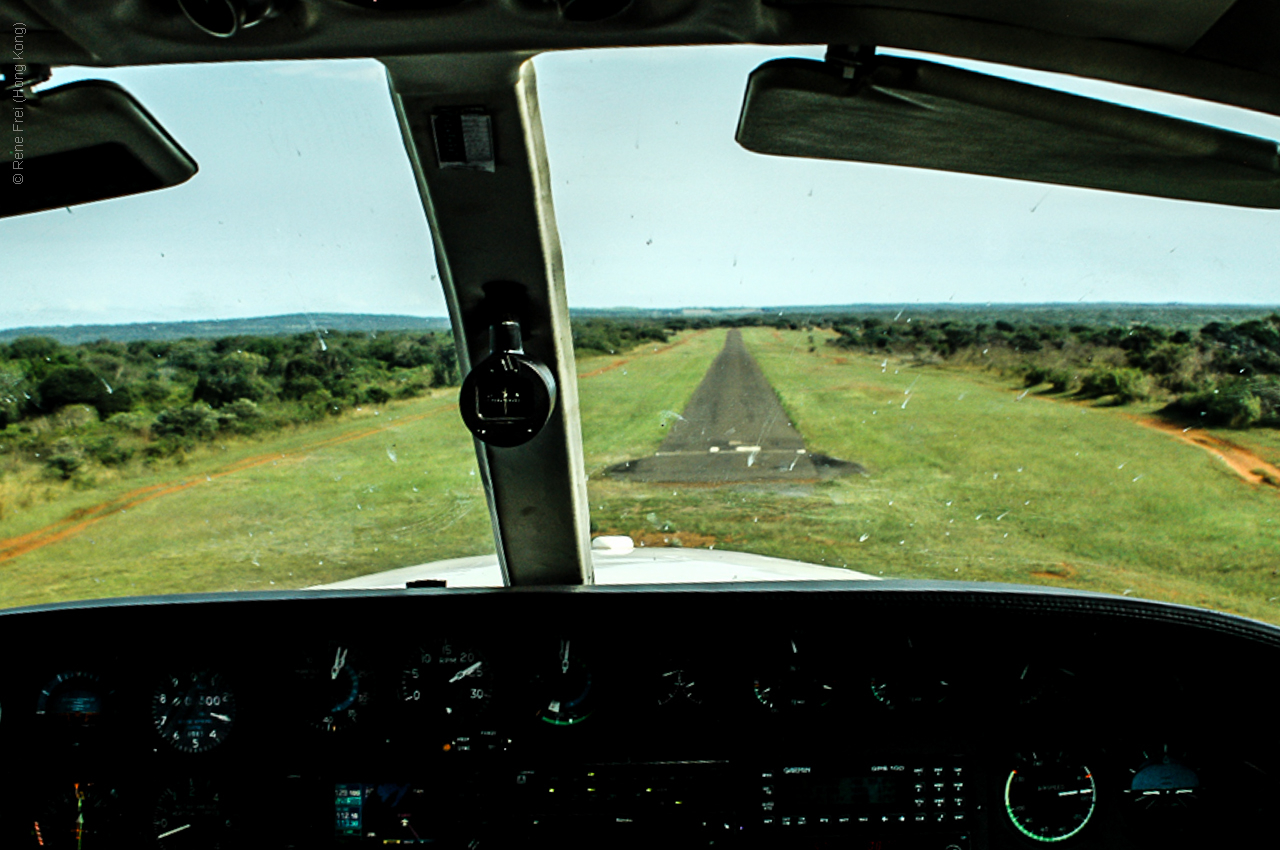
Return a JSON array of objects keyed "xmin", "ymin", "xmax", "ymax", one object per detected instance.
[
  {"xmin": 151, "ymin": 671, "xmax": 235, "ymax": 753},
  {"xmin": 153, "ymin": 780, "xmax": 236, "ymax": 849},
  {"xmin": 398, "ymin": 640, "xmax": 494, "ymax": 721},
  {"xmin": 30, "ymin": 781, "xmax": 123, "ymax": 848},
  {"xmin": 752, "ymin": 636, "xmax": 834, "ymax": 714},
  {"xmin": 294, "ymin": 644, "xmax": 373, "ymax": 733},
  {"xmin": 533, "ymin": 638, "xmax": 593, "ymax": 726},
  {"xmin": 1004, "ymin": 754, "xmax": 1096, "ymax": 842}
]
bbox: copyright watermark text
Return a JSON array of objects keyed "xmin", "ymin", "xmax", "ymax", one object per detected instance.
[{"xmin": 8, "ymin": 23, "xmax": 28, "ymax": 184}]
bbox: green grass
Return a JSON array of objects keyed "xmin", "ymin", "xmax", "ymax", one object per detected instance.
[
  {"xmin": 0, "ymin": 329, "xmax": 723, "ymax": 610},
  {"xmin": 577, "ymin": 328, "xmax": 726, "ymax": 474},
  {"xmin": 0, "ymin": 393, "xmax": 493, "ymax": 608},
  {"xmin": 586, "ymin": 328, "xmax": 1280, "ymax": 625},
  {"xmin": 7, "ymin": 324, "xmax": 1280, "ymax": 626}
]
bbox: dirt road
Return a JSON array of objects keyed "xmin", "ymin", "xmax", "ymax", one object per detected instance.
[
  {"xmin": 1136, "ymin": 417, "xmax": 1280, "ymax": 487},
  {"xmin": 607, "ymin": 329, "xmax": 862, "ymax": 483}
]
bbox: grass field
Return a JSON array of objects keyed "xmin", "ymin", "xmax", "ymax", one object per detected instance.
[
  {"xmin": 5, "ymin": 324, "xmax": 1280, "ymax": 626},
  {"xmin": 584, "ymin": 327, "xmax": 1280, "ymax": 624},
  {"xmin": 0, "ymin": 331, "xmax": 725, "ymax": 610},
  {"xmin": 577, "ymin": 328, "xmax": 725, "ymax": 473},
  {"xmin": 0, "ymin": 392, "xmax": 493, "ymax": 608}
]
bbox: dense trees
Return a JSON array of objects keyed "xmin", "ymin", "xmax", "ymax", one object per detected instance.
[
  {"xmin": 572, "ymin": 319, "xmax": 669, "ymax": 355},
  {"xmin": 0, "ymin": 330, "xmax": 460, "ymax": 479},
  {"xmin": 828, "ymin": 313, "xmax": 1280, "ymax": 427}
]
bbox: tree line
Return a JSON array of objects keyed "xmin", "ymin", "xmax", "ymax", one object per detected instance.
[
  {"xmin": 0, "ymin": 331, "xmax": 458, "ymax": 480},
  {"xmin": 4, "ymin": 311, "xmax": 1278, "ymax": 487},
  {"xmin": 826, "ymin": 314, "xmax": 1280, "ymax": 427}
]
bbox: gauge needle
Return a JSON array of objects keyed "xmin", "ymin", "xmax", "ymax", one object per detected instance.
[
  {"xmin": 157, "ymin": 824, "xmax": 191, "ymax": 839},
  {"xmin": 560, "ymin": 640, "xmax": 571, "ymax": 675},
  {"xmin": 211, "ymin": 712, "xmax": 231, "ymax": 722},
  {"xmin": 331, "ymin": 646, "xmax": 348, "ymax": 680},
  {"xmin": 449, "ymin": 661, "xmax": 483, "ymax": 683}
]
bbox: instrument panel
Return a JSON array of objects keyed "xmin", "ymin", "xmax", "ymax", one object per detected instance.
[{"xmin": 0, "ymin": 581, "xmax": 1275, "ymax": 848}]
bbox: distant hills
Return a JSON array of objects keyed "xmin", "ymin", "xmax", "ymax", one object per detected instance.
[
  {"xmin": 582, "ymin": 303, "xmax": 1280, "ymax": 328},
  {"xmin": 3, "ymin": 304, "xmax": 1277, "ymax": 346},
  {"xmin": 0, "ymin": 314, "xmax": 452, "ymax": 345}
]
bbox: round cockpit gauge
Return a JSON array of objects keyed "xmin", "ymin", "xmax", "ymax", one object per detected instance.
[
  {"xmin": 37, "ymin": 671, "xmax": 109, "ymax": 728},
  {"xmin": 151, "ymin": 670, "xmax": 235, "ymax": 753},
  {"xmin": 1124, "ymin": 744, "xmax": 1201, "ymax": 833},
  {"xmin": 30, "ymin": 781, "xmax": 123, "ymax": 848},
  {"xmin": 752, "ymin": 636, "xmax": 834, "ymax": 714},
  {"xmin": 294, "ymin": 644, "xmax": 373, "ymax": 732},
  {"xmin": 1004, "ymin": 754, "xmax": 1096, "ymax": 842},
  {"xmin": 398, "ymin": 640, "xmax": 493, "ymax": 721},
  {"xmin": 868, "ymin": 638, "xmax": 950, "ymax": 710},
  {"xmin": 153, "ymin": 779, "xmax": 236, "ymax": 849},
  {"xmin": 533, "ymin": 638, "xmax": 594, "ymax": 725},
  {"xmin": 656, "ymin": 665, "xmax": 704, "ymax": 707}
]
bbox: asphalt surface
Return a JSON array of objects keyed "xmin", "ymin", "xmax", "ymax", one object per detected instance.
[{"xmin": 607, "ymin": 329, "xmax": 863, "ymax": 483}]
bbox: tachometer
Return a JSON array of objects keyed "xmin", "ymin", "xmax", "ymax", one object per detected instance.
[
  {"xmin": 1004, "ymin": 754, "xmax": 1096, "ymax": 842},
  {"xmin": 151, "ymin": 671, "xmax": 235, "ymax": 753},
  {"xmin": 398, "ymin": 640, "xmax": 493, "ymax": 721}
]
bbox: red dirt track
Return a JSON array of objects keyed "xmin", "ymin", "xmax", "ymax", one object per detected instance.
[{"xmin": 1136, "ymin": 417, "xmax": 1280, "ymax": 488}]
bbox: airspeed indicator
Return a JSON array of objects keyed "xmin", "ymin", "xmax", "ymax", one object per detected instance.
[{"xmin": 1004, "ymin": 754, "xmax": 1096, "ymax": 842}]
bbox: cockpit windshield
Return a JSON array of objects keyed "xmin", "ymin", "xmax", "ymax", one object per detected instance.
[{"xmin": 3, "ymin": 47, "xmax": 1279, "ymax": 623}]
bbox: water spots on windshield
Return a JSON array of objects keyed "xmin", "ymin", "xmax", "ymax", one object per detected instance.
[{"xmin": 658, "ymin": 410, "xmax": 685, "ymax": 428}]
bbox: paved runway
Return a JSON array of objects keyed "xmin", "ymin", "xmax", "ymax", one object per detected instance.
[{"xmin": 606, "ymin": 329, "xmax": 863, "ymax": 483}]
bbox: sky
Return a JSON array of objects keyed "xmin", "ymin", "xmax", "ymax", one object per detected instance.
[{"xmin": 2, "ymin": 46, "xmax": 1279, "ymax": 330}]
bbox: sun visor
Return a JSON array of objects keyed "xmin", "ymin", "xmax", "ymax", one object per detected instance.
[{"xmin": 736, "ymin": 56, "xmax": 1280, "ymax": 208}]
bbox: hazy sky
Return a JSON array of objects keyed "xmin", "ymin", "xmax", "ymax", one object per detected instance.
[{"xmin": 3, "ymin": 46, "xmax": 1279, "ymax": 329}]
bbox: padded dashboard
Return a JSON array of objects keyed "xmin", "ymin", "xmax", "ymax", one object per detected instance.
[{"xmin": 0, "ymin": 581, "xmax": 1275, "ymax": 848}]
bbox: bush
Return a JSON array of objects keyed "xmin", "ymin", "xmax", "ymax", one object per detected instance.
[
  {"xmin": 396, "ymin": 380, "xmax": 429, "ymax": 399},
  {"xmin": 216, "ymin": 398, "xmax": 266, "ymax": 434},
  {"xmin": 1172, "ymin": 378, "xmax": 1280, "ymax": 428},
  {"xmin": 106, "ymin": 411, "xmax": 155, "ymax": 435},
  {"xmin": 1078, "ymin": 368, "xmax": 1150, "ymax": 403},
  {"xmin": 362, "ymin": 386, "xmax": 392, "ymax": 406},
  {"xmin": 36, "ymin": 367, "xmax": 134, "ymax": 419},
  {"xmin": 84, "ymin": 435, "xmax": 134, "ymax": 467},
  {"xmin": 154, "ymin": 404, "xmax": 221, "ymax": 440},
  {"xmin": 43, "ymin": 437, "xmax": 84, "ymax": 480},
  {"xmin": 281, "ymin": 374, "xmax": 325, "ymax": 401}
]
